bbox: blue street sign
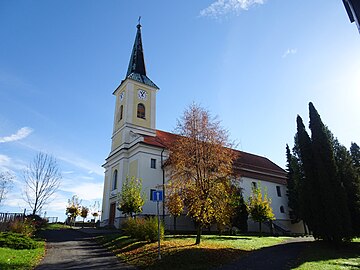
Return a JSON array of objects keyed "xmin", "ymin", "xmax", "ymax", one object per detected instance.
[{"xmin": 151, "ymin": 190, "xmax": 163, "ymax": 202}]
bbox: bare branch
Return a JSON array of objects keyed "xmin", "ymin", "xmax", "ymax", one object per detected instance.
[{"xmin": 22, "ymin": 152, "xmax": 62, "ymax": 215}]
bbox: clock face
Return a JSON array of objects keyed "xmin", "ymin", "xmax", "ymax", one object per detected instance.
[
  {"xmin": 119, "ymin": 92, "xmax": 124, "ymax": 101},
  {"xmin": 138, "ymin": 89, "xmax": 147, "ymax": 100}
]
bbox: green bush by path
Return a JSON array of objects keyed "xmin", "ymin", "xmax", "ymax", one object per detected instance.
[
  {"xmin": 0, "ymin": 232, "xmax": 40, "ymax": 250},
  {"xmin": 123, "ymin": 217, "xmax": 164, "ymax": 242}
]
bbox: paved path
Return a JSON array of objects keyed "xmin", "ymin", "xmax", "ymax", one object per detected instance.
[
  {"xmin": 217, "ymin": 237, "xmax": 314, "ymax": 270},
  {"xmin": 35, "ymin": 228, "xmax": 135, "ymax": 270}
]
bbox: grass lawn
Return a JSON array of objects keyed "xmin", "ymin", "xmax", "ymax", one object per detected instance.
[
  {"xmin": 97, "ymin": 234, "xmax": 290, "ymax": 270},
  {"xmin": 0, "ymin": 242, "xmax": 44, "ymax": 270},
  {"xmin": 43, "ymin": 223, "xmax": 70, "ymax": 230},
  {"xmin": 292, "ymin": 238, "xmax": 360, "ymax": 270}
]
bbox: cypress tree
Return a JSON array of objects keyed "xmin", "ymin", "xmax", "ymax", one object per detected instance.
[
  {"xmin": 286, "ymin": 144, "xmax": 302, "ymax": 223},
  {"xmin": 334, "ymin": 140, "xmax": 360, "ymax": 236},
  {"xmin": 350, "ymin": 142, "xmax": 360, "ymax": 174},
  {"xmin": 296, "ymin": 115, "xmax": 321, "ymax": 237},
  {"xmin": 308, "ymin": 102, "xmax": 352, "ymax": 241}
]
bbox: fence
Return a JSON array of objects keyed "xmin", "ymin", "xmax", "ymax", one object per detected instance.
[
  {"xmin": 0, "ymin": 212, "xmax": 26, "ymax": 232},
  {"xmin": 0, "ymin": 212, "xmax": 25, "ymax": 223},
  {"xmin": 45, "ymin": 217, "xmax": 58, "ymax": 223}
]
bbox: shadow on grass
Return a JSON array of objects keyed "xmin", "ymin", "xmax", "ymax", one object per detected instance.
[
  {"xmin": 166, "ymin": 235, "xmax": 252, "ymax": 241},
  {"xmin": 207, "ymin": 236, "xmax": 253, "ymax": 241},
  {"xmin": 291, "ymin": 241, "xmax": 360, "ymax": 269},
  {"xmin": 148, "ymin": 247, "xmax": 247, "ymax": 270}
]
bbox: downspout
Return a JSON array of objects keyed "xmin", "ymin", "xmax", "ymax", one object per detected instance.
[{"xmin": 161, "ymin": 147, "xmax": 165, "ymax": 223}]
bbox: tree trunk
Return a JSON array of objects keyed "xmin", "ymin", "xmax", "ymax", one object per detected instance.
[
  {"xmin": 174, "ymin": 216, "xmax": 177, "ymax": 232},
  {"xmin": 195, "ymin": 224, "xmax": 202, "ymax": 245},
  {"xmin": 259, "ymin": 222, "xmax": 262, "ymax": 235},
  {"xmin": 303, "ymin": 221, "xmax": 308, "ymax": 235},
  {"xmin": 270, "ymin": 220, "xmax": 274, "ymax": 235}
]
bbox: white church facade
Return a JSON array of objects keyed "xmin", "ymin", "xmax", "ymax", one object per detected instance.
[{"xmin": 100, "ymin": 23, "xmax": 305, "ymax": 234}]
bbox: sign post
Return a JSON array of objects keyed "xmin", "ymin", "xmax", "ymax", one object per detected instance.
[{"xmin": 151, "ymin": 190, "xmax": 163, "ymax": 260}]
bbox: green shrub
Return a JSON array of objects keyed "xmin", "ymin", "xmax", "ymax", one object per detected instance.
[
  {"xmin": 123, "ymin": 217, "xmax": 164, "ymax": 242},
  {"xmin": 143, "ymin": 217, "xmax": 164, "ymax": 242},
  {"xmin": 0, "ymin": 232, "xmax": 39, "ymax": 249},
  {"xmin": 26, "ymin": 214, "xmax": 48, "ymax": 230},
  {"xmin": 9, "ymin": 218, "xmax": 36, "ymax": 237}
]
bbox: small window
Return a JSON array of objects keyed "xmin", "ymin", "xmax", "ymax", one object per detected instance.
[
  {"xmin": 280, "ymin": 206, "xmax": 285, "ymax": 213},
  {"xmin": 151, "ymin": 158, "xmax": 156, "ymax": 169},
  {"xmin": 119, "ymin": 105, "xmax": 123, "ymax": 121},
  {"xmin": 137, "ymin": 103, "xmax": 145, "ymax": 119},
  {"xmin": 112, "ymin": 170, "xmax": 118, "ymax": 190},
  {"xmin": 251, "ymin": 182, "xmax": 257, "ymax": 189},
  {"xmin": 276, "ymin": 186, "xmax": 281, "ymax": 197}
]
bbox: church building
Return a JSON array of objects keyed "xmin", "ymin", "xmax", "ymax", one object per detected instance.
[{"xmin": 101, "ymin": 23, "xmax": 305, "ymax": 234}]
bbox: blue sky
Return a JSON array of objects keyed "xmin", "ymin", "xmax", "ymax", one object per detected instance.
[{"xmin": 1, "ymin": 0, "xmax": 359, "ymax": 221}]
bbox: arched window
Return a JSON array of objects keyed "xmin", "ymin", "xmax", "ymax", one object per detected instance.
[
  {"xmin": 112, "ymin": 170, "xmax": 118, "ymax": 190},
  {"xmin": 280, "ymin": 205, "xmax": 285, "ymax": 213},
  {"xmin": 137, "ymin": 103, "xmax": 145, "ymax": 119}
]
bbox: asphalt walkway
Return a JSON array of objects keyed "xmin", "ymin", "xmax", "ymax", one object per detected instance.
[{"xmin": 35, "ymin": 228, "xmax": 135, "ymax": 270}]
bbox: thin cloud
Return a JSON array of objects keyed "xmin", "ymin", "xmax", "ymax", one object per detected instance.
[
  {"xmin": 60, "ymin": 182, "xmax": 103, "ymax": 201},
  {"xmin": 282, "ymin": 48, "xmax": 297, "ymax": 58},
  {"xmin": 200, "ymin": 0, "xmax": 266, "ymax": 18},
  {"xmin": 0, "ymin": 127, "xmax": 33, "ymax": 143},
  {"xmin": 58, "ymin": 155, "xmax": 104, "ymax": 176}
]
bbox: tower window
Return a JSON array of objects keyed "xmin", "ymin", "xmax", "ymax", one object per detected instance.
[
  {"xmin": 112, "ymin": 170, "xmax": 118, "ymax": 190},
  {"xmin": 276, "ymin": 186, "xmax": 282, "ymax": 197},
  {"xmin": 280, "ymin": 206, "xmax": 285, "ymax": 213},
  {"xmin": 137, "ymin": 103, "xmax": 145, "ymax": 119},
  {"xmin": 251, "ymin": 182, "xmax": 257, "ymax": 189},
  {"xmin": 119, "ymin": 105, "xmax": 123, "ymax": 121},
  {"xmin": 151, "ymin": 158, "xmax": 156, "ymax": 169}
]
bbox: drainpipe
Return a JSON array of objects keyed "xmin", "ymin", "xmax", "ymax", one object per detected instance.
[{"xmin": 161, "ymin": 148, "xmax": 165, "ymax": 224}]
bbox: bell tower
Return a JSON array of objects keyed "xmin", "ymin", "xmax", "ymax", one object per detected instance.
[{"xmin": 110, "ymin": 22, "xmax": 159, "ymax": 153}]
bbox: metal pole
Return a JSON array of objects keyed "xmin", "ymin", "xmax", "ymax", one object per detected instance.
[{"xmin": 157, "ymin": 200, "xmax": 161, "ymax": 260}]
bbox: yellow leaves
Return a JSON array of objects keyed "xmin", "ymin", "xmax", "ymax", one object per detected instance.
[
  {"xmin": 247, "ymin": 184, "xmax": 275, "ymax": 223},
  {"xmin": 166, "ymin": 192, "xmax": 184, "ymax": 217}
]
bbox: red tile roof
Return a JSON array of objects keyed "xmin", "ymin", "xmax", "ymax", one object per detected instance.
[{"xmin": 143, "ymin": 130, "xmax": 287, "ymax": 185}]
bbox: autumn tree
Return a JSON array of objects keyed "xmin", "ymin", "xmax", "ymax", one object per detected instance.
[
  {"xmin": 165, "ymin": 191, "xmax": 184, "ymax": 232},
  {"xmin": 117, "ymin": 176, "xmax": 145, "ymax": 217},
  {"xmin": 247, "ymin": 184, "xmax": 275, "ymax": 234},
  {"xmin": 80, "ymin": 206, "xmax": 89, "ymax": 227},
  {"xmin": 167, "ymin": 103, "xmax": 236, "ymax": 245},
  {"xmin": 22, "ymin": 152, "xmax": 62, "ymax": 215},
  {"xmin": 66, "ymin": 195, "xmax": 81, "ymax": 226},
  {"xmin": 0, "ymin": 171, "xmax": 14, "ymax": 206}
]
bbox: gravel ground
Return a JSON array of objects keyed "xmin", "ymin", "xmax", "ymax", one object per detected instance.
[{"xmin": 35, "ymin": 228, "xmax": 135, "ymax": 270}]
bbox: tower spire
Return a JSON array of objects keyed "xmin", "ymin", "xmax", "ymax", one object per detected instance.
[
  {"xmin": 124, "ymin": 19, "xmax": 158, "ymax": 89},
  {"xmin": 126, "ymin": 19, "xmax": 146, "ymax": 77}
]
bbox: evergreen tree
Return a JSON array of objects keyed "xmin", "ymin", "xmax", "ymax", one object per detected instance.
[
  {"xmin": 308, "ymin": 102, "xmax": 352, "ymax": 241},
  {"xmin": 230, "ymin": 186, "xmax": 248, "ymax": 232},
  {"xmin": 296, "ymin": 115, "xmax": 320, "ymax": 236},
  {"xmin": 333, "ymin": 140, "xmax": 360, "ymax": 236},
  {"xmin": 350, "ymin": 142, "xmax": 360, "ymax": 174},
  {"xmin": 286, "ymin": 144, "xmax": 302, "ymax": 223}
]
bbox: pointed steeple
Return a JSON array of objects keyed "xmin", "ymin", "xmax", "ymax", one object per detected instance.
[
  {"xmin": 126, "ymin": 22, "xmax": 146, "ymax": 77},
  {"xmin": 124, "ymin": 19, "xmax": 158, "ymax": 89}
]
